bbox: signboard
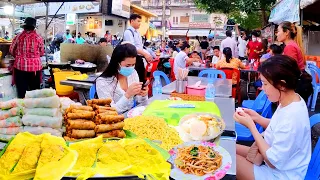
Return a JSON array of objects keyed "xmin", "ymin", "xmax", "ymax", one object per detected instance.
[
  {"xmin": 110, "ymin": 0, "xmax": 130, "ymax": 18},
  {"xmin": 66, "ymin": 13, "xmax": 76, "ymax": 25},
  {"xmin": 192, "ymin": 14, "xmax": 209, "ymax": 23},
  {"xmin": 22, "ymin": 2, "xmax": 100, "ymax": 17},
  {"xmin": 149, "ymin": 9, "xmax": 170, "ymax": 16},
  {"xmin": 269, "ymin": 0, "xmax": 300, "ymax": 24},
  {"xmin": 189, "ymin": 22, "xmax": 211, "ymax": 28},
  {"xmin": 151, "ymin": 21, "xmax": 162, "ymax": 27}
]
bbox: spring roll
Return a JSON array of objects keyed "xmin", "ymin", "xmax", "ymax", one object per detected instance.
[
  {"xmin": 89, "ymin": 99, "xmax": 112, "ymax": 106},
  {"xmin": 69, "ymin": 105, "xmax": 93, "ymax": 111},
  {"xmin": 98, "ymin": 111, "xmax": 118, "ymax": 116},
  {"xmin": 70, "ymin": 130, "xmax": 95, "ymax": 139},
  {"xmin": 68, "ymin": 120, "xmax": 96, "ymax": 130},
  {"xmin": 96, "ymin": 130, "xmax": 126, "ymax": 138},
  {"xmin": 94, "ymin": 122, "xmax": 124, "ymax": 133},
  {"xmin": 93, "ymin": 105, "xmax": 114, "ymax": 110},
  {"xmin": 71, "ymin": 109, "xmax": 92, "ymax": 114},
  {"xmin": 67, "ymin": 112, "xmax": 95, "ymax": 120},
  {"xmin": 97, "ymin": 115, "xmax": 124, "ymax": 124}
]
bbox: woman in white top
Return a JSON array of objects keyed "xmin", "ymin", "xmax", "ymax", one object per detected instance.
[
  {"xmin": 234, "ymin": 55, "xmax": 312, "ymax": 180},
  {"xmin": 96, "ymin": 43, "xmax": 148, "ymax": 114}
]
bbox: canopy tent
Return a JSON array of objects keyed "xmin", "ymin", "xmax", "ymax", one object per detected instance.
[{"xmin": 301, "ymin": 0, "xmax": 320, "ymax": 23}]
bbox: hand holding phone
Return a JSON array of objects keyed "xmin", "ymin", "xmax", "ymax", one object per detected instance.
[{"xmin": 142, "ymin": 80, "xmax": 150, "ymax": 90}]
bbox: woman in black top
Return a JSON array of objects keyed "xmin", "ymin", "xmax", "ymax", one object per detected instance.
[{"xmin": 200, "ymin": 36, "xmax": 209, "ymax": 60}]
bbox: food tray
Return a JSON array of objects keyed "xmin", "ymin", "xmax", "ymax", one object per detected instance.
[{"xmin": 171, "ymin": 91, "xmax": 205, "ymax": 101}]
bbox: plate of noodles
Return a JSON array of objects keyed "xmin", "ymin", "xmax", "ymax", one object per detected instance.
[{"xmin": 168, "ymin": 141, "xmax": 232, "ymax": 180}]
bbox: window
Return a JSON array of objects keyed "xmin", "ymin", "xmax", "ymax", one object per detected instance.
[
  {"xmin": 180, "ymin": 16, "xmax": 189, "ymax": 23},
  {"xmin": 192, "ymin": 14, "xmax": 209, "ymax": 22},
  {"xmin": 173, "ymin": 16, "xmax": 179, "ymax": 24}
]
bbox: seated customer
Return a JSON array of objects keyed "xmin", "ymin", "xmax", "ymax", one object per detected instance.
[
  {"xmin": 190, "ymin": 51, "xmax": 201, "ymax": 60},
  {"xmin": 216, "ymin": 47, "xmax": 245, "ymax": 84},
  {"xmin": 96, "ymin": 43, "xmax": 148, "ymax": 114},
  {"xmin": 173, "ymin": 42, "xmax": 200, "ymax": 77},
  {"xmin": 212, "ymin": 46, "xmax": 221, "ymax": 65},
  {"xmin": 260, "ymin": 44, "xmax": 283, "ymax": 62}
]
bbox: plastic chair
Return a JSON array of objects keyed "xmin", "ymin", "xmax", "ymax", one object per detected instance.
[
  {"xmin": 307, "ymin": 64, "xmax": 320, "ymax": 111},
  {"xmin": 236, "ymin": 99, "xmax": 272, "ymax": 141},
  {"xmin": 219, "ymin": 68, "xmax": 241, "ymax": 103},
  {"xmin": 89, "ymin": 84, "xmax": 96, "ymax": 100},
  {"xmin": 153, "ymin": 70, "xmax": 171, "ymax": 85},
  {"xmin": 242, "ymin": 90, "xmax": 268, "ymax": 113},
  {"xmin": 198, "ymin": 69, "xmax": 226, "ymax": 80},
  {"xmin": 305, "ymin": 114, "xmax": 320, "ymax": 180}
]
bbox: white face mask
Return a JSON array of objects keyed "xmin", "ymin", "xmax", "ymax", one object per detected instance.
[{"xmin": 252, "ymin": 38, "xmax": 257, "ymax": 42}]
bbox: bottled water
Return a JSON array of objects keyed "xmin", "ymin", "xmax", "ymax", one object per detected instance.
[
  {"xmin": 205, "ymin": 80, "xmax": 215, "ymax": 101},
  {"xmin": 152, "ymin": 76, "xmax": 162, "ymax": 96}
]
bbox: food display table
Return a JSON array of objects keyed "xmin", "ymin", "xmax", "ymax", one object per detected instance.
[{"xmin": 162, "ymin": 76, "xmax": 233, "ymax": 97}]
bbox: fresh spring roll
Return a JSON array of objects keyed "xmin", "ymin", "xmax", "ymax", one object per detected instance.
[
  {"xmin": 97, "ymin": 114, "xmax": 124, "ymax": 124},
  {"xmin": 0, "ymin": 116, "xmax": 22, "ymax": 128},
  {"xmin": 67, "ymin": 120, "xmax": 96, "ymax": 130},
  {"xmin": 25, "ymin": 108, "xmax": 60, "ymax": 117},
  {"xmin": 0, "ymin": 107, "xmax": 23, "ymax": 120},
  {"xmin": 96, "ymin": 130, "xmax": 126, "ymax": 138},
  {"xmin": 23, "ymin": 126, "xmax": 62, "ymax": 137},
  {"xmin": 94, "ymin": 122, "xmax": 124, "ymax": 133},
  {"xmin": 22, "ymin": 114, "xmax": 63, "ymax": 129},
  {"xmin": 70, "ymin": 129, "xmax": 95, "ymax": 139},
  {"xmin": 24, "ymin": 95, "xmax": 60, "ymax": 108},
  {"xmin": 0, "ymin": 99, "xmax": 22, "ymax": 110},
  {"xmin": 25, "ymin": 88, "xmax": 56, "ymax": 98},
  {"xmin": 67, "ymin": 112, "xmax": 95, "ymax": 120},
  {"xmin": 0, "ymin": 127, "xmax": 23, "ymax": 135}
]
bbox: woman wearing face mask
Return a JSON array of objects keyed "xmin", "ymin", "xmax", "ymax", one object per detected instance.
[
  {"xmin": 246, "ymin": 31, "xmax": 263, "ymax": 61},
  {"xmin": 234, "ymin": 55, "xmax": 312, "ymax": 180},
  {"xmin": 277, "ymin": 21, "xmax": 305, "ymax": 70},
  {"xmin": 96, "ymin": 43, "xmax": 148, "ymax": 114}
]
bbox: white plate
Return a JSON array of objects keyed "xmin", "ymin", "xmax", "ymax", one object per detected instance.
[{"xmin": 168, "ymin": 141, "xmax": 232, "ymax": 180}]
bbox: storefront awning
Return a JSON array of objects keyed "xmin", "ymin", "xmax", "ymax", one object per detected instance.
[
  {"xmin": 167, "ymin": 29, "xmax": 187, "ymax": 36},
  {"xmin": 269, "ymin": 0, "xmax": 300, "ymax": 24},
  {"xmin": 187, "ymin": 29, "xmax": 210, "ymax": 37}
]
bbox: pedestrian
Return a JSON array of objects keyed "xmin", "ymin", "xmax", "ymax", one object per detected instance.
[
  {"xmin": 221, "ymin": 30, "xmax": 238, "ymax": 58},
  {"xmin": 236, "ymin": 25, "xmax": 248, "ymax": 61},
  {"xmin": 104, "ymin": 30, "xmax": 112, "ymax": 44},
  {"xmin": 123, "ymin": 14, "xmax": 153, "ymax": 82},
  {"xmin": 9, "ymin": 17, "xmax": 44, "ymax": 98},
  {"xmin": 75, "ymin": 32, "xmax": 85, "ymax": 44},
  {"xmin": 63, "ymin": 29, "xmax": 72, "ymax": 43},
  {"xmin": 98, "ymin": 38, "xmax": 108, "ymax": 46},
  {"xmin": 200, "ymin": 36, "xmax": 209, "ymax": 60}
]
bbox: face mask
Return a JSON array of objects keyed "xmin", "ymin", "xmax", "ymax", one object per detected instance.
[
  {"xmin": 119, "ymin": 66, "xmax": 135, "ymax": 77},
  {"xmin": 252, "ymin": 38, "xmax": 257, "ymax": 42},
  {"xmin": 78, "ymin": 35, "xmax": 80, "ymax": 38}
]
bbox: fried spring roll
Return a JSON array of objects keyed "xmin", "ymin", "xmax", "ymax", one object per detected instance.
[
  {"xmin": 70, "ymin": 105, "xmax": 93, "ymax": 111},
  {"xmin": 94, "ymin": 122, "xmax": 124, "ymax": 133},
  {"xmin": 98, "ymin": 111, "xmax": 118, "ymax": 116},
  {"xmin": 92, "ymin": 99, "xmax": 112, "ymax": 106},
  {"xmin": 97, "ymin": 130, "xmax": 126, "ymax": 138},
  {"xmin": 93, "ymin": 105, "xmax": 116, "ymax": 111},
  {"xmin": 68, "ymin": 120, "xmax": 96, "ymax": 130},
  {"xmin": 71, "ymin": 109, "xmax": 92, "ymax": 114},
  {"xmin": 67, "ymin": 112, "xmax": 95, "ymax": 120},
  {"xmin": 70, "ymin": 129, "xmax": 95, "ymax": 139},
  {"xmin": 97, "ymin": 115, "xmax": 124, "ymax": 124}
]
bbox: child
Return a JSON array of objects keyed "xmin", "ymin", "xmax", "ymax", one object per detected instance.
[{"xmin": 260, "ymin": 44, "xmax": 283, "ymax": 62}]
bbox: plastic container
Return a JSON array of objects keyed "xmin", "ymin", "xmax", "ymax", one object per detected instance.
[
  {"xmin": 186, "ymin": 85, "xmax": 206, "ymax": 96},
  {"xmin": 54, "ymin": 72, "xmax": 75, "ymax": 95},
  {"xmin": 205, "ymin": 80, "xmax": 216, "ymax": 101}
]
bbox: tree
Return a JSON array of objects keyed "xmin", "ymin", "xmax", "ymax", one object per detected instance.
[
  {"xmin": 194, "ymin": 0, "xmax": 275, "ymax": 27},
  {"xmin": 228, "ymin": 11, "xmax": 263, "ymax": 30}
]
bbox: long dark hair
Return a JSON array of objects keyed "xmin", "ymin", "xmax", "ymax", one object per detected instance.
[
  {"xmin": 100, "ymin": 43, "xmax": 137, "ymax": 78},
  {"xmin": 258, "ymin": 55, "xmax": 312, "ymax": 102},
  {"xmin": 223, "ymin": 47, "xmax": 232, "ymax": 63}
]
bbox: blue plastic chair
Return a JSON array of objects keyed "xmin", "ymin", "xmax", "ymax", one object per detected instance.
[
  {"xmin": 198, "ymin": 69, "xmax": 226, "ymax": 80},
  {"xmin": 242, "ymin": 90, "xmax": 268, "ymax": 113},
  {"xmin": 153, "ymin": 70, "xmax": 171, "ymax": 85},
  {"xmin": 307, "ymin": 64, "xmax": 320, "ymax": 111},
  {"xmin": 89, "ymin": 84, "xmax": 96, "ymax": 100},
  {"xmin": 305, "ymin": 114, "xmax": 320, "ymax": 180},
  {"xmin": 236, "ymin": 99, "xmax": 272, "ymax": 141}
]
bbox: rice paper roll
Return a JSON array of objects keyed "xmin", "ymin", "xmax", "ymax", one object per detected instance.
[
  {"xmin": 0, "ymin": 134, "xmax": 15, "ymax": 141},
  {"xmin": 25, "ymin": 108, "xmax": 60, "ymax": 117},
  {"xmin": 0, "ymin": 107, "xmax": 23, "ymax": 120},
  {"xmin": 0, "ymin": 99, "xmax": 23, "ymax": 110},
  {"xmin": 24, "ymin": 95, "xmax": 60, "ymax": 108},
  {"xmin": 67, "ymin": 120, "xmax": 96, "ymax": 130},
  {"xmin": 70, "ymin": 129, "xmax": 95, "ymax": 139},
  {"xmin": 0, "ymin": 127, "xmax": 22, "ymax": 135},
  {"xmin": 0, "ymin": 116, "xmax": 22, "ymax": 128},
  {"xmin": 22, "ymin": 114, "xmax": 63, "ymax": 129},
  {"xmin": 25, "ymin": 88, "xmax": 56, "ymax": 98},
  {"xmin": 23, "ymin": 126, "xmax": 62, "ymax": 137}
]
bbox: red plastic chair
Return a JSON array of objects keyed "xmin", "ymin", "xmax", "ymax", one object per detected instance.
[
  {"xmin": 169, "ymin": 58, "xmax": 175, "ymax": 81},
  {"xmin": 219, "ymin": 68, "xmax": 241, "ymax": 103}
]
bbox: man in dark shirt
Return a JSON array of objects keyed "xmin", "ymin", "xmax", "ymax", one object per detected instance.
[{"xmin": 200, "ymin": 36, "xmax": 209, "ymax": 60}]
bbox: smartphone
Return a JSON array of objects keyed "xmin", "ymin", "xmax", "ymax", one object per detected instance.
[
  {"xmin": 221, "ymin": 130, "xmax": 236, "ymax": 138},
  {"xmin": 142, "ymin": 80, "xmax": 150, "ymax": 90}
]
